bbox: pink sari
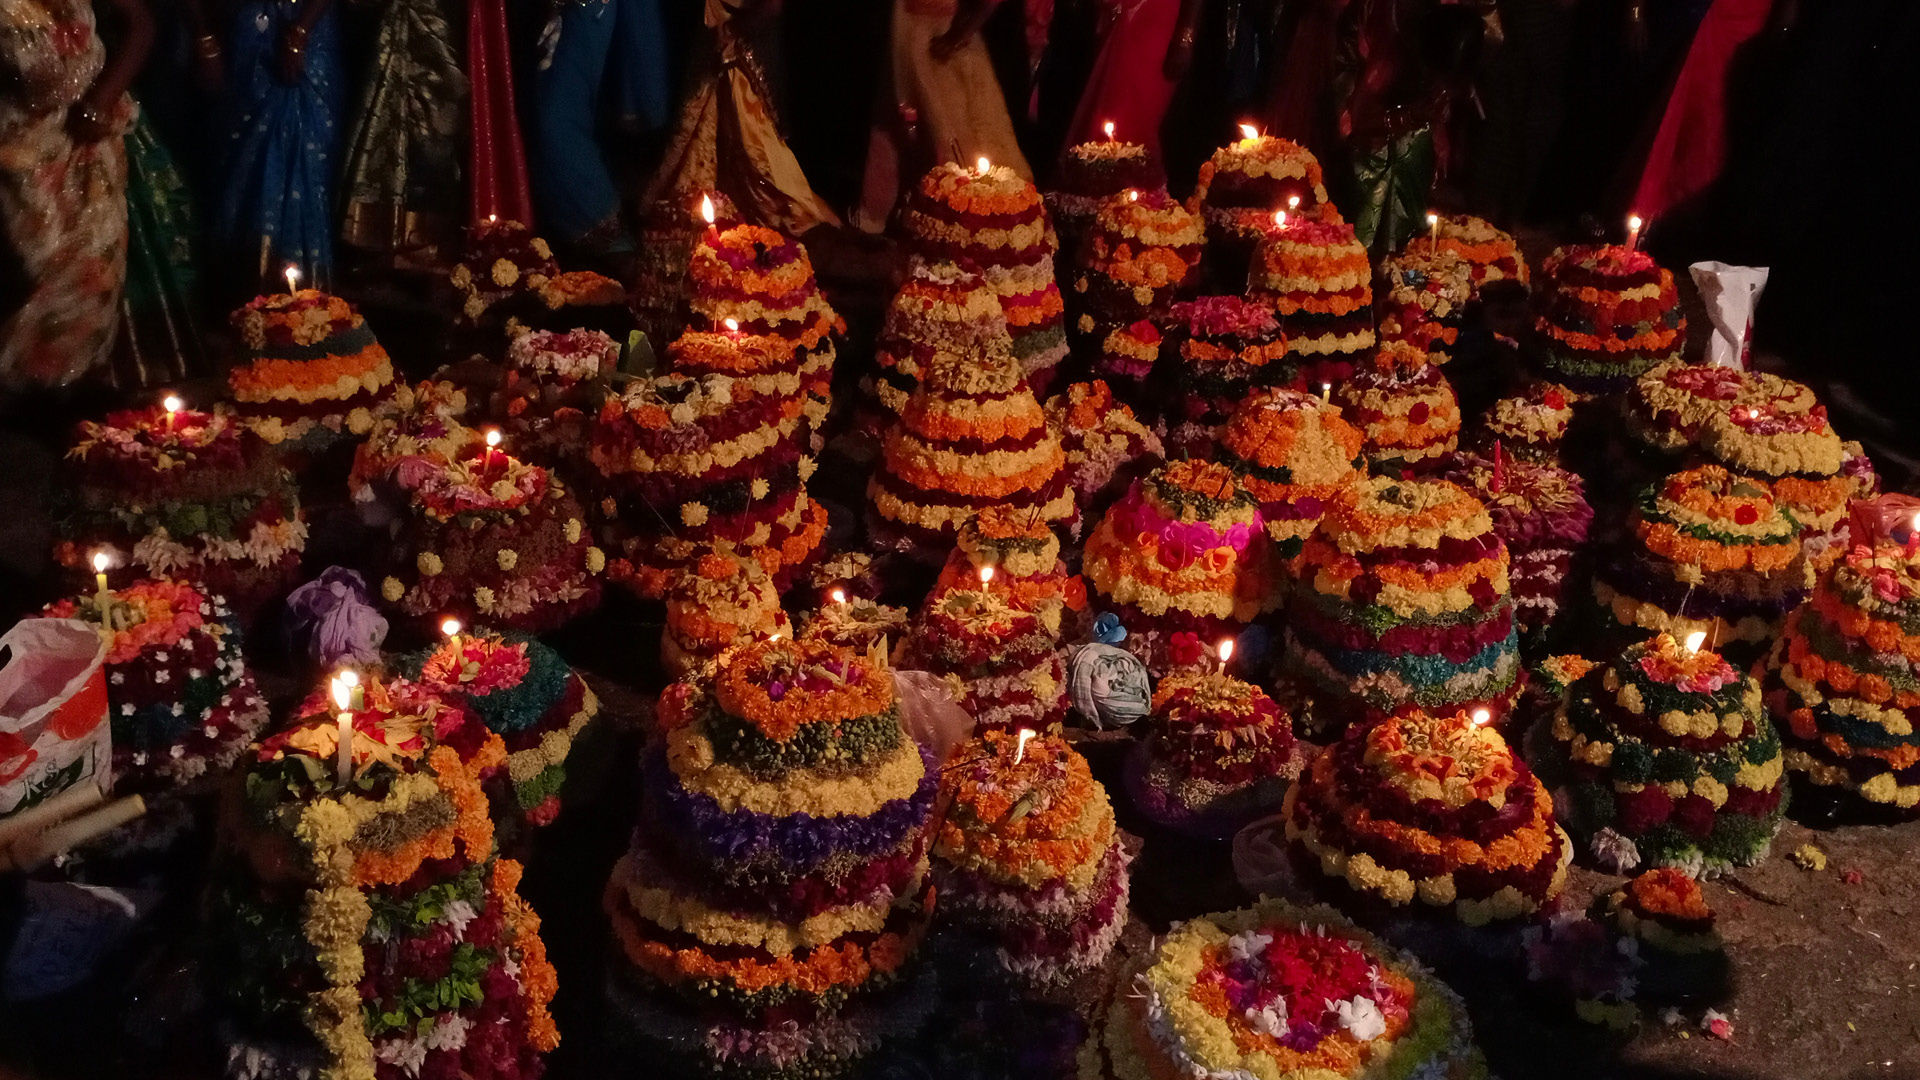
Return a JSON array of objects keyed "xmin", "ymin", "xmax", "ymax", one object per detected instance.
[{"xmin": 1065, "ymin": 0, "xmax": 1182, "ymax": 159}]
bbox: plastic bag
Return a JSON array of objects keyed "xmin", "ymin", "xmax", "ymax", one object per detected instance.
[
  {"xmin": 1688, "ymin": 262, "xmax": 1769, "ymax": 370},
  {"xmin": 891, "ymin": 669, "xmax": 973, "ymax": 765},
  {"xmin": 0, "ymin": 619, "xmax": 111, "ymax": 818}
]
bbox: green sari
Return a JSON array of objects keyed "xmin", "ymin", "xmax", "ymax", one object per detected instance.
[
  {"xmin": 340, "ymin": 0, "xmax": 469, "ymax": 253},
  {"xmin": 117, "ymin": 107, "xmax": 206, "ymax": 388}
]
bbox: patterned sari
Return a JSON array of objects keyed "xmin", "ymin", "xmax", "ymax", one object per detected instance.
[
  {"xmin": 119, "ymin": 107, "xmax": 207, "ymax": 387},
  {"xmin": 212, "ymin": 0, "xmax": 344, "ymax": 289},
  {"xmin": 0, "ymin": 0, "xmax": 130, "ymax": 388},
  {"xmin": 340, "ymin": 0, "xmax": 468, "ymax": 253}
]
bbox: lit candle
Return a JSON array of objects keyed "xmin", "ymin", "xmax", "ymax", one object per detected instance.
[
  {"xmin": 441, "ymin": 617, "xmax": 462, "ymax": 651},
  {"xmin": 1273, "ymin": 209, "xmax": 1288, "ymax": 231},
  {"xmin": 1013, "ymin": 727, "xmax": 1036, "ymax": 765},
  {"xmin": 1471, "ymin": 708, "xmax": 1492, "ymax": 728},
  {"xmin": 283, "ymin": 264, "xmax": 301, "ymax": 295},
  {"xmin": 829, "ymin": 588, "xmax": 847, "ymax": 606},
  {"xmin": 340, "ymin": 668, "xmax": 363, "ymax": 711},
  {"xmin": 976, "ymin": 156, "xmax": 991, "ymax": 177},
  {"xmin": 1126, "ymin": 188, "xmax": 1139, "ymax": 203},
  {"xmin": 768, "ymin": 631, "xmax": 782, "ymax": 642},
  {"xmin": 1427, "ymin": 212, "xmax": 1440, "ymax": 245},
  {"xmin": 1320, "ymin": 381, "xmax": 1331, "ymax": 401},
  {"xmin": 162, "ymin": 394, "xmax": 182, "ymax": 433},
  {"xmin": 1683, "ymin": 630, "xmax": 1707, "ymax": 654},
  {"xmin": 1102, "ymin": 120, "xmax": 1115, "ymax": 141},
  {"xmin": 90, "ymin": 550, "xmax": 111, "ymax": 610},
  {"xmin": 1909, "ymin": 509, "xmax": 1920, "ymax": 553},
  {"xmin": 723, "ymin": 317, "xmax": 740, "ymax": 337},
  {"xmin": 1237, "ymin": 123, "xmax": 1260, "ymax": 146},
  {"xmin": 487, "ymin": 213, "xmax": 497, "ymax": 225},
  {"xmin": 1288, "ymin": 195, "xmax": 1300, "ymax": 212},
  {"xmin": 1217, "ymin": 638, "xmax": 1235, "ymax": 672},
  {"xmin": 330, "ymin": 676, "xmax": 354, "ymax": 786},
  {"xmin": 979, "ymin": 565, "xmax": 995, "ymax": 592},
  {"xmin": 1626, "ymin": 213, "xmax": 1644, "ymax": 255},
  {"xmin": 483, "ymin": 428, "xmax": 503, "ymax": 476}
]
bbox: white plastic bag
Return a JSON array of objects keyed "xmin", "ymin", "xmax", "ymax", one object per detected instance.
[
  {"xmin": 1688, "ymin": 262, "xmax": 1769, "ymax": 370},
  {"xmin": 0, "ymin": 618, "xmax": 111, "ymax": 818},
  {"xmin": 891, "ymin": 669, "xmax": 974, "ymax": 765}
]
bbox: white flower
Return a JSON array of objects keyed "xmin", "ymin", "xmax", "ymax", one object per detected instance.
[
  {"xmin": 375, "ymin": 1035, "xmax": 428, "ymax": 1076},
  {"xmin": 153, "ymin": 670, "xmax": 168, "ymax": 684},
  {"xmin": 1335, "ymin": 996, "xmax": 1387, "ymax": 1041},
  {"xmin": 424, "ymin": 1014, "xmax": 471, "ymax": 1052},
  {"xmin": 442, "ymin": 899, "xmax": 478, "ymax": 937},
  {"xmin": 1244, "ymin": 1000, "xmax": 1289, "ymax": 1036},
  {"xmin": 1225, "ymin": 930, "xmax": 1272, "ymax": 962}
]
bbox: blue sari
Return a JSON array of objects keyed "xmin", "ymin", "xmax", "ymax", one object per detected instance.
[{"xmin": 214, "ymin": 0, "xmax": 345, "ymax": 289}]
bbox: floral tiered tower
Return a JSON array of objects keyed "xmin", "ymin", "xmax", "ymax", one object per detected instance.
[
  {"xmin": 227, "ymin": 288, "xmax": 404, "ymax": 448},
  {"xmin": 590, "ymin": 366, "xmax": 828, "ymax": 596},
  {"xmin": 1046, "ymin": 135, "xmax": 1161, "ymax": 254},
  {"xmin": 933, "ymin": 728, "xmax": 1130, "ymax": 990},
  {"xmin": 1046, "ymin": 380, "xmax": 1165, "ymax": 520},
  {"xmin": 1538, "ymin": 633, "xmax": 1787, "ymax": 875},
  {"xmin": 1412, "ymin": 214, "xmax": 1530, "ymax": 295},
  {"xmin": 1078, "ymin": 898, "xmax": 1488, "ymax": 1080},
  {"xmin": 1164, "ymin": 295, "xmax": 1291, "ymax": 457},
  {"xmin": 1283, "ymin": 709, "xmax": 1571, "ymax": 924},
  {"xmin": 1376, "ymin": 244, "xmax": 1473, "ymax": 366},
  {"xmin": 1701, "ymin": 402, "xmax": 1854, "ymax": 570},
  {"xmin": 1286, "ymin": 476, "xmax": 1525, "ymax": 732},
  {"xmin": 1535, "ymin": 244, "xmax": 1685, "ymax": 397},
  {"xmin": 1068, "ymin": 188, "xmax": 1203, "ymax": 362},
  {"xmin": 209, "ymin": 679, "xmax": 558, "ymax": 1080},
  {"xmin": 1332, "ymin": 341, "xmax": 1461, "ymax": 475},
  {"xmin": 660, "ymin": 551, "xmax": 791, "ymax": 678},
  {"xmin": 1124, "ymin": 667, "xmax": 1306, "ymax": 838},
  {"xmin": 1189, "ymin": 130, "xmax": 1330, "ymax": 284},
  {"xmin": 867, "ymin": 349, "xmax": 1075, "ymax": 561},
  {"xmin": 1083, "ymin": 459, "xmax": 1281, "ymax": 675},
  {"xmin": 903, "ymin": 161, "xmax": 1068, "ymax": 392},
  {"xmin": 929, "ymin": 506, "xmax": 1088, "ymax": 629},
  {"xmin": 1590, "ymin": 464, "xmax": 1808, "ymax": 666},
  {"xmin": 1470, "ymin": 380, "xmax": 1574, "ymax": 466},
  {"xmin": 1215, "ymin": 387, "xmax": 1366, "ymax": 564},
  {"xmin": 1442, "ymin": 451, "xmax": 1594, "ymax": 650},
  {"xmin": 1247, "ymin": 217, "xmax": 1376, "ymax": 388},
  {"xmin": 606, "ymin": 638, "xmax": 938, "ymax": 1075},
  {"xmin": 61, "ymin": 404, "xmax": 307, "ymax": 623},
  {"xmin": 1762, "ymin": 539, "xmax": 1920, "ymax": 813},
  {"xmin": 377, "ymin": 440, "xmax": 603, "ymax": 631},
  {"xmin": 900, "ymin": 585, "xmax": 1068, "ymax": 732},
  {"xmin": 867, "ymin": 258, "xmax": 1010, "ymax": 420}
]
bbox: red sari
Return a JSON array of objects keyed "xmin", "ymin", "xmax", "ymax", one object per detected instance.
[
  {"xmin": 1629, "ymin": 0, "xmax": 1773, "ymax": 221},
  {"xmin": 1065, "ymin": 0, "xmax": 1182, "ymax": 159},
  {"xmin": 468, "ymin": 0, "xmax": 533, "ymax": 224}
]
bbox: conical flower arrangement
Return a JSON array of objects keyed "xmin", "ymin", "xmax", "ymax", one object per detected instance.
[
  {"xmin": 1215, "ymin": 387, "xmax": 1366, "ymax": 563},
  {"xmin": 866, "ymin": 258, "xmax": 1010, "ymax": 421}
]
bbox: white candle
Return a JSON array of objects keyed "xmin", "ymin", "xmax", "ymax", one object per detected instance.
[
  {"xmin": 330, "ymin": 676, "xmax": 353, "ymax": 786},
  {"xmin": 441, "ymin": 617, "xmax": 462, "ymax": 651},
  {"xmin": 162, "ymin": 394, "xmax": 182, "ymax": 433},
  {"xmin": 284, "ymin": 264, "xmax": 300, "ymax": 295},
  {"xmin": 1217, "ymin": 638, "xmax": 1235, "ymax": 671},
  {"xmin": 979, "ymin": 565, "xmax": 995, "ymax": 592},
  {"xmin": 1626, "ymin": 214, "xmax": 1644, "ymax": 255},
  {"xmin": 1427, "ymin": 212, "xmax": 1440, "ymax": 245},
  {"xmin": 1320, "ymin": 382, "xmax": 1332, "ymax": 401},
  {"xmin": 1013, "ymin": 727, "xmax": 1036, "ymax": 765},
  {"xmin": 90, "ymin": 550, "xmax": 111, "ymax": 609},
  {"xmin": 1102, "ymin": 120, "xmax": 1115, "ymax": 141}
]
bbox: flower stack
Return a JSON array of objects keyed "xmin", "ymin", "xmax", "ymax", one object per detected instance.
[
  {"xmin": 1376, "ymin": 244, "xmax": 1473, "ymax": 366},
  {"xmin": 1590, "ymin": 464, "xmax": 1808, "ymax": 666},
  {"xmin": 1442, "ymin": 451, "xmax": 1594, "ymax": 649},
  {"xmin": 1469, "ymin": 380, "xmax": 1574, "ymax": 466},
  {"xmin": 1093, "ymin": 319, "xmax": 1165, "ymax": 405},
  {"xmin": 867, "ymin": 349, "xmax": 1075, "ymax": 561},
  {"xmin": 1189, "ymin": 131, "xmax": 1331, "ymax": 284},
  {"xmin": 449, "ymin": 218, "xmax": 560, "ymax": 325},
  {"xmin": 1411, "ymin": 214, "xmax": 1529, "ymax": 297},
  {"xmin": 485, "ymin": 328, "xmax": 620, "ymax": 474},
  {"xmin": 1045, "ymin": 380, "xmax": 1165, "ymax": 520},
  {"xmin": 1164, "ymin": 295, "xmax": 1291, "ymax": 458},
  {"xmin": 1078, "ymin": 899, "xmax": 1488, "ymax": 1080},
  {"xmin": 1285, "ymin": 476, "xmax": 1525, "ymax": 732},
  {"xmin": 1762, "ymin": 540, "xmax": 1920, "ymax": 813},
  {"xmin": 798, "ymin": 594, "xmax": 911, "ymax": 656},
  {"xmin": 1601, "ymin": 869, "xmax": 1729, "ymax": 1003},
  {"xmin": 1124, "ymin": 667, "xmax": 1306, "ymax": 838},
  {"xmin": 903, "ymin": 161, "xmax": 1068, "ymax": 393},
  {"xmin": 1702, "ymin": 402, "xmax": 1853, "ymax": 571},
  {"xmin": 403, "ymin": 626, "xmax": 600, "ymax": 832},
  {"xmin": 1247, "ymin": 217, "xmax": 1377, "ymax": 388},
  {"xmin": 901, "ymin": 585, "xmax": 1068, "ymax": 732},
  {"xmin": 377, "ymin": 440, "xmax": 604, "ymax": 631},
  {"xmin": 1046, "ymin": 136, "xmax": 1161, "ymax": 255},
  {"xmin": 41, "ymin": 579, "xmax": 268, "ymax": 791},
  {"xmin": 1535, "ymin": 244, "xmax": 1685, "ymax": 397},
  {"xmin": 867, "ymin": 257, "xmax": 1011, "ymax": 421},
  {"xmin": 1068, "ymin": 188, "xmax": 1204, "ymax": 358},
  {"xmin": 684, "ymin": 218, "xmax": 843, "ymax": 444},
  {"xmin": 660, "ymin": 551, "xmax": 793, "ymax": 679},
  {"xmin": 608, "ymin": 638, "xmax": 939, "ymax": 1075},
  {"xmin": 1331, "ymin": 341, "xmax": 1461, "ymax": 475},
  {"xmin": 1538, "ymin": 633, "xmax": 1786, "ymax": 875},
  {"xmin": 61, "ymin": 404, "xmax": 307, "ymax": 624},
  {"xmin": 1215, "ymin": 387, "xmax": 1367, "ymax": 564},
  {"xmin": 1624, "ymin": 361, "xmax": 1817, "ymax": 462},
  {"xmin": 227, "ymin": 289, "xmax": 405, "ymax": 448},
  {"xmin": 1283, "ymin": 709, "xmax": 1571, "ymax": 925},
  {"xmin": 929, "ymin": 506, "xmax": 1088, "ymax": 631},
  {"xmin": 208, "ymin": 680, "xmax": 558, "ymax": 1080},
  {"xmin": 932, "ymin": 728, "xmax": 1131, "ymax": 990},
  {"xmin": 1082, "ymin": 460, "xmax": 1281, "ymax": 675},
  {"xmin": 590, "ymin": 370, "xmax": 828, "ymax": 596},
  {"xmin": 630, "ymin": 191, "xmax": 735, "ymax": 349}
]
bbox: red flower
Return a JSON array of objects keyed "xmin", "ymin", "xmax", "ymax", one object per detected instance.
[
  {"xmin": 1409, "ymin": 402, "xmax": 1431, "ymax": 425},
  {"xmin": 1543, "ymin": 388, "xmax": 1568, "ymax": 410},
  {"xmin": 1672, "ymin": 793, "xmax": 1716, "ymax": 838},
  {"xmin": 1616, "ymin": 784, "xmax": 1673, "ymax": 834},
  {"xmin": 1168, "ymin": 632, "xmax": 1205, "ymax": 667},
  {"xmin": 1734, "ymin": 505, "xmax": 1758, "ymax": 526}
]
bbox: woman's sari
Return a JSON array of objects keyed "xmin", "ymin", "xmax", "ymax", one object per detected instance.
[
  {"xmin": 0, "ymin": 0, "xmax": 130, "ymax": 388},
  {"xmin": 212, "ymin": 0, "xmax": 344, "ymax": 290},
  {"xmin": 647, "ymin": 0, "xmax": 838, "ymax": 235},
  {"xmin": 469, "ymin": 0, "xmax": 533, "ymax": 226},
  {"xmin": 1064, "ymin": 0, "xmax": 1183, "ymax": 160},
  {"xmin": 118, "ymin": 108, "xmax": 207, "ymax": 387},
  {"xmin": 340, "ymin": 0, "xmax": 469, "ymax": 253}
]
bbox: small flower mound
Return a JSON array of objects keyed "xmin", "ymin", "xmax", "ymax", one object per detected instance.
[
  {"xmin": 1216, "ymin": 387, "xmax": 1366, "ymax": 560},
  {"xmin": 1469, "ymin": 380, "xmax": 1573, "ymax": 465},
  {"xmin": 1535, "ymin": 244, "xmax": 1685, "ymax": 396},
  {"xmin": 662, "ymin": 553, "xmax": 793, "ymax": 679},
  {"xmin": 898, "ymin": 587, "xmax": 1068, "ymax": 732},
  {"xmin": 227, "ymin": 288, "xmax": 404, "ymax": 449},
  {"xmin": 1125, "ymin": 670, "xmax": 1306, "ymax": 838},
  {"xmin": 1442, "ymin": 452, "xmax": 1594, "ymax": 647},
  {"xmin": 1046, "ymin": 380, "xmax": 1165, "ymax": 519},
  {"xmin": 1283, "ymin": 710, "xmax": 1571, "ymax": 925},
  {"xmin": 1703, "ymin": 402, "xmax": 1853, "ymax": 570},
  {"xmin": 1538, "ymin": 634, "xmax": 1786, "ymax": 876},
  {"xmin": 1164, "ymin": 295, "xmax": 1292, "ymax": 457},
  {"xmin": 1331, "ymin": 343, "xmax": 1461, "ymax": 474},
  {"xmin": 867, "ymin": 258, "xmax": 1010, "ymax": 420}
]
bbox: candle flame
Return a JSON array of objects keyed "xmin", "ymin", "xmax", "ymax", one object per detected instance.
[
  {"xmin": 1217, "ymin": 639, "xmax": 1235, "ymax": 665},
  {"xmin": 487, "ymin": 214, "xmax": 497, "ymax": 224},
  {"xmin": 1628, "ymin": 214, "xmax": 1643, "ymax": 232},
  {"xmin": 284, "ymin": 264, "xmax": 300, "ymax": 292},
  {"xmin": 1126, "ymin": 188, "xmax": 1139, "ymax": 202},
  {"xmin": 1426, "ymin": 212, "xmax": 1439, "ymax": 227},
  {"xmin": 976, "ymin": 156, "xmax": 991, "ymax": 176},
  {"xmin": 441, "ymin": 618, "xmax": 462, "ymax": 638},
  {"xmin": 163, "ymin": 394, "xmax": 182, "ymax": 414},
  {"xmin": 331, "ymin": 675, "xmax": 352, "ymax": 712},
  {"xmin": 485, "ymin": 428, "xmax": 502, "ymax": 448},
  {"xmin": 768, "ymin": 632, "xmax": 782, "ymax": 642},
  {"xmin": 1014, "ymin": 727, "xmax": 1036, "ymax": 765},
  {"xmin": 1683, "ymin": 630, "xmax": 1707, "ymax": 654},
  {"xmin": 1320, "ymin": 382, "xmax": 1332, "ymax": 400},
  {"xmin": 1238, "ymin": 123, "xmax": 1260, "ymax": 141},
  {"xmin": 979, "ymin": 565, "xmax": 995, "ymax": 586},
  {"xmin": 1911, "ymin": 509, "xmax": 1920, "ymax": 532},
  {"xmin": 1103, "ymin": 120, "xmax": 1116, "ymax": 140},
  {"xmin": 700, "ymin": 194, "xmax": 715, "ymax": 225},
  {"xmin": 724, "ymin": 317, "xmax": 740, "ymax": 332},
  {"xmin": 1471, "ymin": 708, "xmax": 1491, "ymax": 728},
  {"xmin": 829, "ymin": 588, "xmax": 847, "ymax": 605},
  {"xmin": 1288, "ymin": 195, "xmax": 1300, "ymax": 210},
  {"xmin": 90, "ymin": 550, "xmax": 110, "ymax": 574},
  {"xmin": 1273, "ymin": 210, "xmax": 1287, "ymax": 229}
]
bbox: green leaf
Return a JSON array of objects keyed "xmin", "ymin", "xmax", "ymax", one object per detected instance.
[{"xmin": 1347, "ymin": 124, "xmax": 1437, "ymax": 258}]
